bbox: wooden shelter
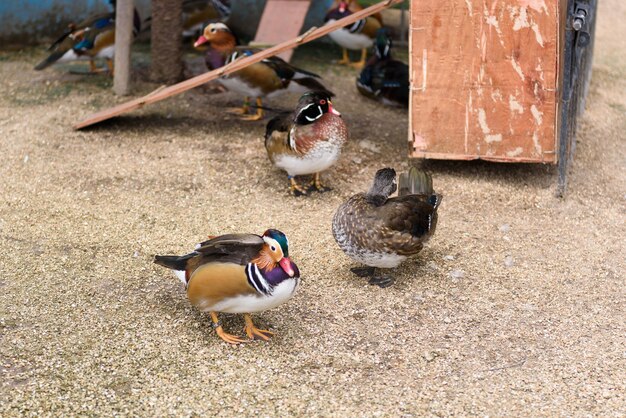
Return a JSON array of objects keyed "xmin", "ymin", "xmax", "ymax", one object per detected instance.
[
  {"xmin": 84, "ymin": 0, "xmax": 596, "ymax": 194},
  {"xmin": 409, "ymin": 0, "xmax": 596, "ymax": 193}
]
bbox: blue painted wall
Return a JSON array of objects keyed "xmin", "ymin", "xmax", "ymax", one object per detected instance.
[{"xmin": 0, "ymin": 0, "xmax": 333, "ymax": 45}]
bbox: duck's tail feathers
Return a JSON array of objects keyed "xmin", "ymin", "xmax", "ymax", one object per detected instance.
[
  {"xmin": 399, "ymin": 167, "xmax": 434, "ymax": 197},
  {"xmin": 154, "ymin": 254, "xmax": 192, "ymax": 271},
  {"xmin": 292, "ymin": 67, "xmax": 321, "ymax": 79},
  {"xmin": 291, "ymin": 77, "xmax": 334, "ymax": 97},
  {"xmin": 34, "ymin": 50, "xmax": 68, "ymax": 70}
]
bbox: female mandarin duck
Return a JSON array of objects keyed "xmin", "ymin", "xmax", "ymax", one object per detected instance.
[
  {"xmin": 194, "ymin": 23, "xmax": 331, "ymax": 121},
  {"xmin": 264, "ymin": 91, "xmax": 348, "ymax": 195},
  {"xmin": 324, "ymin": 0, "xmax": 382, "ymax": 68},
  {"xmin": 332, "ymin": 167, "xmax": 442, "ymax": 288},
  {"xmin": 357, "ymin": 28, "xmax": 409, "ymax": 107},
  {"xmin": 34, "ymin": 0, "xmax": 141, "ymax": 75},
  {"xmin": 154, "ymin": 230, "xmax": 300, "ymax": 344}
]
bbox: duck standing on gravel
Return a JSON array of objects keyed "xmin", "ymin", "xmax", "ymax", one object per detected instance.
[
  {"xmin": 332, "ymin": 167, "xmax": 442, "ymax": 288},
  {"xmin": 324, "ymin": 0, "xmax": 382, "ymax": 68},
  {"xmin": 154, "ymin": 230, "xmax": 300, "ymax": 345},
  {"xmin": 34, "ymin": 0, "xmax": 141, "ymax": 75},
  {"xmin": 356, "ymin": 28, "xmax": 409, "ymax": 107},
  {"xmin": 193, "ymin": 23, "xmax": 332, "ymax": 121},
  {"xmin": 264, "ymin": 91, "xmax": 348, "ymax": 196}
]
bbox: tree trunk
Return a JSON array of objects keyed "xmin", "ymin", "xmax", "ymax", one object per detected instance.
[{"xmin": 150, "ymin": 0, "xmax": 183, "ymax": 83}]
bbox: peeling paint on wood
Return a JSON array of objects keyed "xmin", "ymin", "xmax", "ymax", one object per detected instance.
[{"xmin": 410, "ymin": 0, "xmax": 560, "ymax": 163}]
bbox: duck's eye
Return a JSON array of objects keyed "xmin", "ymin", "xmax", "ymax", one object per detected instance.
[
  {"xmin": 319, "ymin": 99, "xmax": 326, "ymax": 105},
  {"xmin": 210, "ymin": 28, "xmax": 216, "ymax": 33},
  {"xmin": 270, "ymin": 245, "xmax": 276, "ymax": 252}
]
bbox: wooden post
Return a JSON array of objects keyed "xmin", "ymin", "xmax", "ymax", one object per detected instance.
[{"xmin": 113, "ymin": 0, "xmax": 134, "ymax": 95}]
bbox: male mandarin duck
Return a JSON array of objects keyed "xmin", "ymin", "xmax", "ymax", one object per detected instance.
[
  {"xmin": 332, "ymin": 167, "xmax": 442, "ymax": 288},
  {"xmin": 154, "ymin": 230, "xmax": 300, "ymax": 344},
  {"xmin": 324, "ymin": 0, "xmax": 382, "ymax": 68},
  {"xmin": 357, "ymin": 28, "xmax": 409, "ymax": 107},
  {"xmin": 194, "ymin": 23, "xmax": 332, "ymax": 121},
  {"xmin": 264, "ymin": 91, "xmax": 348, "ymax": 196},
  {"xmin": 328, "ymin": 0, "xmax": 383, "ymax": 24},
  {"xmin": 34, "ymin": 0, "xmax": 141, "ymax": 75}
]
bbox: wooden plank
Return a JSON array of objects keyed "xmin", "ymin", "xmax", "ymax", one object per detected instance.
[
  {"xmin": 113, "ymin": 0, "xmax": 134, "ymax": 96},
  {"xmin": 409, "ymin": 0, "xmax": 561, "ymax": 163},
  {"xmin": 253, "ymin": 0, "xmax": 312, "ymax": 62},
  {"xmin": 74, "ymin": 0, "xmax": 403, "ymax": 130}
]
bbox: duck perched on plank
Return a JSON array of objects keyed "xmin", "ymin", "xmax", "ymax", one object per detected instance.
[
  {"xmin": 194, "ymin": 23, "xmax": 332, "ymax": 121},
  {"xmin": 264, "ymin": 91, "xmax": 348, "ymax": 195},
  {"xmin": 357, "ymin": 28, "xmax": 409, "ymax": 107},
  {"xmin": 34, "ymin": 0, "xmax": 141, "ymax": 75},
  {"xmin": 154, "ymin": 229, "xmax": 300, "ymax": 344},
  {"xmin": 324, "ymin": 0, "xmax": 382, "ymax": 68},
  {"xmin": 332, "ymin": 167, "xmax": 442, "ymax": 288}
]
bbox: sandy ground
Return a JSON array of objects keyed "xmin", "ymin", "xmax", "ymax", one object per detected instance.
[{"xmin": 1, "ymin": 2, "xmax": 625, "ymax": 416}]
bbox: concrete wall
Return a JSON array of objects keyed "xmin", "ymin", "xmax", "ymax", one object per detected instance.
[{"xmin": 0, "ymin": 0, "xmax": 334, "ymax": 46}]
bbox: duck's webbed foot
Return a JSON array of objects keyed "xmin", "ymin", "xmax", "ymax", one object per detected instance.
[
  {"xmin": 210, "ymin": 312, "xmax": 247, "ymax": 345},
  {"xmin": 243, "ymin": 314, "xmax": 274, "ymax": 341},
  {"xmin": 289, "ymin": 176, "xmax": 308, "ymax": 196},
  {"xmin": 350, "ymin": 266, "xmax": 375, "ymax": 277},
  {"xmin": 368, "ymin": 268, "xmax": 395, "ymax": 288},
  {"xmin": 309, "ymin": 172, "xmax": 331, "ymax": 193}
]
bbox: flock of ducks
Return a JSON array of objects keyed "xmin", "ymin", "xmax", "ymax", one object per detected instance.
[{"xmin": 35, "ymin": 0, "xmax": 438, "ymax": 345}]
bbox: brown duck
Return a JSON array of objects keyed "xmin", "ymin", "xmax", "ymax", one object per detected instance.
[
  {"xmin": 194, "ymin": 22, "xmax": 331, "ymax": 120},
  {"xmin": 332, "ymin": 167, "xmax": 442, "ymax": 287}
]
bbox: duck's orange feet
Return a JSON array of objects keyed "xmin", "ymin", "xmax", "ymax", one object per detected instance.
[
  {"xmin": 226, "ymin": 96, "xmax": 251, "ymax": 115},
  {"xmin": 244, "ymin": 314, "xmax": 274, "ymax": 341},
  {"xmin": 239, "ymin": 98, "xmax": 264, "ymax": 121},
  {"xmin": 210, "ymin": 312, "xmax": 247, "ymax": 345},
  {"xmin": 348, "ymin": 48, "xmax": 367, "ymax": 69},
  {"xmin": 336, "ymin": 48, "xmax": 351, "ymax": 66},
  {"xmin": 309, "ymin": 172, "xmax": 331, "ymax": 192},
  {"xmin": 289, "ymin": 176, "xmax": 308, "ymax": 196}
]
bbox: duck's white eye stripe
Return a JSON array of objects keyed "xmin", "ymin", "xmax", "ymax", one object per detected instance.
[{"xmin": 304, "ymin": 105, "xmax": 323, "ymax": 122}]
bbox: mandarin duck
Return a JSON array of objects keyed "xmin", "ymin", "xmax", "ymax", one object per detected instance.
[
  {"xmin": 328, "ymin": 0, "xmax": 383, "ymax": 25},
  {"xmin": 264, "ymin": 91, "xmax": 348, "ymax": 196},
  {"xmin": 332, "ymin": 167, "xmax": 442, "ymax": 288},
  {"xmin": 154, "ymin": 230, "xmax": 300, "ymax": 344},
  {"xmin": 193, "ymin": 23, "xmax": 332, "ymax": 121},
  {"xmin": 34, "ymin": 0, "xmax": 141, "ymax": 75},
  {"xmin": 324, "ymin": 0, "xmax": 382, "ymax": 69},
  {"xmin": 357, "ymin": 28, "xmax": 409, "ymax": 107}
]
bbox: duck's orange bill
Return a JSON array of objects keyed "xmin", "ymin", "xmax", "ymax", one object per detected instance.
[
  {"xmin": 194, "ymin": 35, "xmax": 208, "ymax": 48},
  {"xmin": 279, "ymin": 257, "xmax": 295, "ymax": 277}
]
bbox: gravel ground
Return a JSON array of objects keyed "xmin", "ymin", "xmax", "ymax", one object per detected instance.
[{"xmin": 1, "ymin": 1, "xmax": 625, "ymax": 415}]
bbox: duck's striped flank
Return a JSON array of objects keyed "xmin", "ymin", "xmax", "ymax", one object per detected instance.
[{"xmin": 245, "ymin": 263, "xmax": 272, "ymax": 295}]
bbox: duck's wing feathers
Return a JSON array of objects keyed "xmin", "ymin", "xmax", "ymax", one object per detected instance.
[
  {"xmin": 376, "ymin": 194, "xmax": 441, "ymax": 253},
  {"xmin": 264, "ymin": 113, "xmax": 299, "ymax": 160},
  {"xmin": 194, "ymin": 233, "xmax": 265, "ymax": 265},
  {"xmin": 345, "ymin": 16, "xmax": 381, "ymax": 38}
]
